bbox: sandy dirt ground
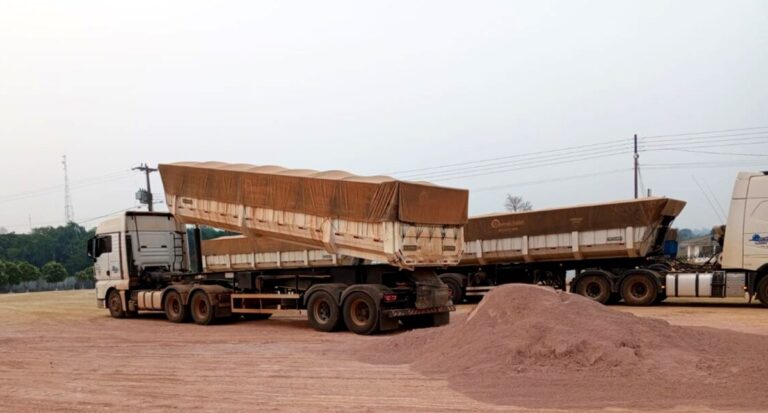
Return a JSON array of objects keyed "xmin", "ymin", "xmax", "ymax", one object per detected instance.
[{"xmin": 0, "ymin": 290, "xmax": 765, "ymax": 412}]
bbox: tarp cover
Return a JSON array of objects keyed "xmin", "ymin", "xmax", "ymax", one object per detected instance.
[
  {"xmin": 159, "ymin": 162, "xmax": 468, "ymax": 225},
  {"xmin": 202, "ymin": 235, "xmax": 313, "ymax": 255},
  {"xmin": 466, "ymin": 197, "xmax": 686, "ymax": 241}
]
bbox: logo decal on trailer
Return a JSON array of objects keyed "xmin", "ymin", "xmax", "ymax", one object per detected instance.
[{"xmin": 751, "ymin": 233, "xmax": 768, "ymax": 245}]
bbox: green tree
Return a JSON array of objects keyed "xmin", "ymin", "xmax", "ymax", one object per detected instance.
[
  {"xmin": 42, "ymin": 261, "xmax": 68, "ymax": 283},
  {"xmin": 75, "ymin": 266, "xmax": 94, "ymax": 282},
  {"xmin": 3, "ymin": 261, "xmax": 22, "ymax": 286},
  {"xmin": 0, "ymin": 261, "xmax": 7, "ymax": 286},
  {"xmin": 17, "ymin": 261, "xmax": 41, "ymax": 283}
]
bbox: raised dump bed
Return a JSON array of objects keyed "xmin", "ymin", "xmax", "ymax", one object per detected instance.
[
  {"xmin": 462, "ymin": 197, "xmax": 686, "ymax": 265},
  {"xmin": 202, "ymin": 235, "xmax": 358, "ymax": 271},
  {"xmin": 159, "ymin": 162, "xmax": 468, "ymax": 269}
]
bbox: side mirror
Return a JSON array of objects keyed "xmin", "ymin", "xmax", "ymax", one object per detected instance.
[{"xmin": 86, "ymin": 237, "xmax": 96, "ymax": 261}]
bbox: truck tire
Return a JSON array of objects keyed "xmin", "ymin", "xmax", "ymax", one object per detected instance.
[
  {"xmin": 343, "ymin": 292, "xmax": 379, "ymax": 335},
  {"xmin": 442, "ymin": 277, "xmax": 463, "ymax": 304},
  {"xmin": 190, "ymin": 291, "xmax": 216, "ymax": 325},
  {"xmin": 164, "ymin": 290, "xmax": 189, "ymax": 323},
  {"xmin": 574, "ymin": 275, "xmax": 611, "ymax": 304},
  {"xmin": 621, "ymin": 274, "xmax": 658, "ymax": 306},
  {"xmin": 307, "ymin": 291, "xmax": 342, "ymax": 332},
  {"xmin": 107, "ymin": 290, "xmax": 125, "ymax": 319},
  {"xmin": 756, "ymin": 276, "xmax": 768, "ymax": 307}
]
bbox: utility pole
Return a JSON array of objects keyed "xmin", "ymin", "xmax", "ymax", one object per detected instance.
[
  {"xmin": 62, "ymin": 155, "xmax": 75, "ymax": 222},
  {"xmin": 633, "ymin": 134, "xmax": 639, "ymax": 199},
  {"xmin": 132, "ymin": 163, "xmax": 158, "ymax": 211}
]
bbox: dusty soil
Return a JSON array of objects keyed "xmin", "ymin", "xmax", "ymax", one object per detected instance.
[
  {"xmin": 365, "ymin": 285, "xmax": 768, "ymax": 411},
  {"xmin": 0, "ymin": 289, "xmax": 766, "ymax": 412}
]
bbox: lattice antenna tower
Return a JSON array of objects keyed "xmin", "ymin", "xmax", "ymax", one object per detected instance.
[{"xmin": 62, "ymin": 155, "xmax": 75, "ymax": 222}]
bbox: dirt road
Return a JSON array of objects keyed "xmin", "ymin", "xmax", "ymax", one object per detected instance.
[{"xmin": 0, "ymin": 290, "xmax": 765, "ymax": 412}]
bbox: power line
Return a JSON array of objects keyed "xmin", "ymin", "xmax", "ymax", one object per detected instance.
[
  {"xmin": 0, "ymin": 170, "xmax": 132, "ymax": 203},
  {"xmin": 639, "ymin": 126, "xmax": 768, "ymax": 139},
  {"xmin": 657, "ymin": 148, "xmax": 768, "ymax": 157},
  {"xmin": 471, "ymin": 168, "xmax": 631, "ymax": 193},
  {"xmin": 390, "ymin": 130, "xmax": 767, "ymax": 182}
]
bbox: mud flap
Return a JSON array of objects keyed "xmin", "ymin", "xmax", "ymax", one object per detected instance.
[{"xmin": 379, "ymin": 313, "xmax": 400, "ymax": 331}]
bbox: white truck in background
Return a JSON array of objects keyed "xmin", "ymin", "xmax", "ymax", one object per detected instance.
[{"xmin": 438, "ymin": 171, "xmax": 768, "ymax": 307}]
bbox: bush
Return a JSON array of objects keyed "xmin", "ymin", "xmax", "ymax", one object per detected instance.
[
  {"xmin": 3, "ymin": 261, "xmax": 21, "ymax": 286},
  {"xmin": 75, "ymin": 266, "xmax": 94, "ymax": 282},
  {"xmin": 42, "ymin": 261, "xmax": 68, "ymax": 283},
  {"xmin": 18, "ymin": 261, "xmax": 41, "ymax": 283}
]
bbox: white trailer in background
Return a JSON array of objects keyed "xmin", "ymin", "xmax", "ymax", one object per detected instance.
[{"xmin": 439, "ymin": 172, "xmax": 768, "ymax": 308}]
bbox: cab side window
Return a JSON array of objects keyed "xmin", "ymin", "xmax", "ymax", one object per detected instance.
[{"xmin": 96, "ymin": 235, "xmax": 112, "ymax": 256}]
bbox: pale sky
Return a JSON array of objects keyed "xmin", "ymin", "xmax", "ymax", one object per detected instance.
[{"xmin": 1, "ymin": 0, "xmax": 766, "ymax": 233}]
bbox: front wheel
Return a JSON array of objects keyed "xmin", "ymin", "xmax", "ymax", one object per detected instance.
[
  {"xmin": 756, "ymin": 276, "xmax": 768, "ymax": 307},
  {"xmin": 107, "ymin": 290, "xmax": 125, "ymax": 319},
  {"xmin": 190, "ymin": 291, "xmax": 216, "ymax": 325},
  {"xmin": 343, "ymin": 292, "xmax": 379, "ymax": 335}
]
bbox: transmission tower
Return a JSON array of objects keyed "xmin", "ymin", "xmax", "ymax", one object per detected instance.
[{"xmin": 62, "ymin": 155, "xmax": 75, "ymax": 222}]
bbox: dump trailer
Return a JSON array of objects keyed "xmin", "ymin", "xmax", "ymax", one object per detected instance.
[
  {"xmin": 90, "ymin": 162, "xmax": 469, "ymax": 334},
  {"xmin": 440, "ymin": 172, "xmax": 768, "ymax": 308}
]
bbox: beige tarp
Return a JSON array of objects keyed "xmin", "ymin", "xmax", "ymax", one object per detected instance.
[
  {"xmin": 466, "ymin": 197, "xmax": 686, "ymax": 241},
  {"xmin": 159, "ymin": 162, "xmax": 469, "ymax": 225}
]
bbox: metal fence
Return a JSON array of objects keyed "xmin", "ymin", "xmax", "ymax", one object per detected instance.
[{"xmin": 0, "ymin": 277, "xmax": 95, "ymax": 293}]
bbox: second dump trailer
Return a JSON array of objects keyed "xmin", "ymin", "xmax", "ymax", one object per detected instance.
[
  {"xmin": 441, "ymin": 172, "xmax": 768, "ymax": 308},
  {"xmin": 438, "ymin": 197, "xmax": 686, "ymax": 303}
]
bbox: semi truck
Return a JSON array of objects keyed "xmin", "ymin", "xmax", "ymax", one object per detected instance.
[
  {"xmin": 202, "ymin": 171, "xmax": 768, "ymax": 308},
  {"xmin": 89, "ymin": 162, "xmax": 469, "ymax": 334},
  {"xmin": 439, "ymin": 171, "xmax": 768, "ymax": 307}
]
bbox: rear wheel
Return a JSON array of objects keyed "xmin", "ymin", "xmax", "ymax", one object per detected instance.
[
  {"xmin": 307, "ymin": 291, "xmax": 342, "ymax": 332},
  {"xmin": 107, "ymin": 290, "xmax": 125, "ymax": 319},
  {"xmin": 756, "ymin": 276, "xmax": 768, "ymax": 307},
  {"xmin": 190, "ymin": 291, "xmax": 216, "ymax": 325},
  {"xmin": 343, "ymin": 292, "xmax": 379, "ymax": 335},
  {"xmin": 574, "ymin": 275, "xmax": 612, "ymax": 304},
  {"xmin": 621, "ymin": 274, "xmax": 658, "ymax": 306},
  {"xmin": 164, "ymin": 290, "xmax": 188, "ymax": 323},
  {"xmin": 442, "ymin": 277, "xmax": 463, "ymax": 304}
]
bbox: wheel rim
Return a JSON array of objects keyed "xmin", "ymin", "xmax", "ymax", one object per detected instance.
[
  {"xmin": 196, "ymin": 297, "xmax": 209, "ymax": 317},
  {"xmin": 585, "ymin": 282, "xmax": 602, "ymax": 298},
  {"xmin": 350, "ymin": 298, "xmax": 371, "ymax": 327},
  {"xmin": 169, "ymin": 296, "xmax": 180, "ymax": 316},
  {"xmin": 314, "ymin": 300, "xmax": 331, "ymax": 323},
  {"xmin": 631, "ymin": 282, "xmax": 648, "ymax": 298},
  {"xmin": 109, "ymin": 294, "xmax": 120, "ymax": 312}
]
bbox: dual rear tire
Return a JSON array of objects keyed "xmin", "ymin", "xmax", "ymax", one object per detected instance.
[
  {"xmin": 307, "ymin": 290, "xmax": 381, "ymax": 335},
  {"xmin": 573, "ymin": 270, "xmax": 660, "ymax": 306}
]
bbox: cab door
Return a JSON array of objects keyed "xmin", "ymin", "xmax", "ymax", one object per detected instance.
[
  {"xmin": 93, "ymin": 233, "xmax": 124, "ymax": 280},
  {"xmin": 744, "ymin": 175, "xmax": 768, "ymax": 270}
]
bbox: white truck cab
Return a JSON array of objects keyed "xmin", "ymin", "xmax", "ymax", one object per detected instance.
[
  {"xmin": 721, "ymin": 172, "xmax": 768, "ymax": 272},
  {"xmin": 88, "ymin": 212, "xmax": 188, "ymax": 311}
]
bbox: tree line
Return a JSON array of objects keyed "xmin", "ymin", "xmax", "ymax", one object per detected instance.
[{"xmin": 0, "ymin": 222, "xmax": 95, "ymax": 288}]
